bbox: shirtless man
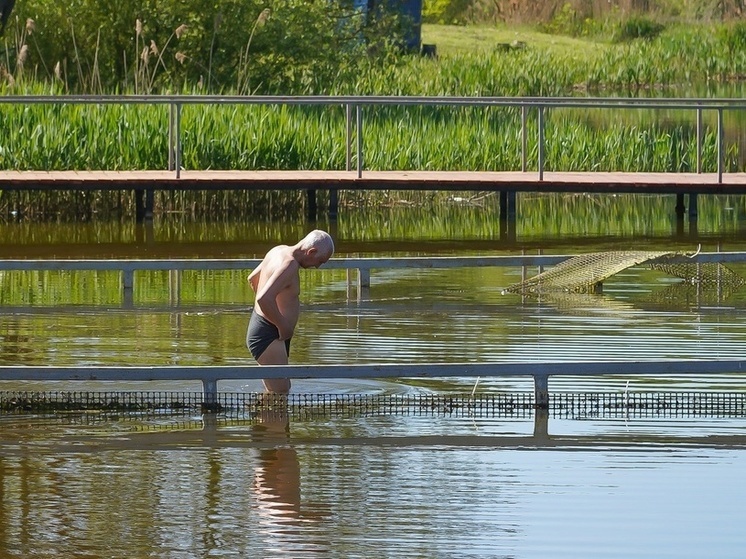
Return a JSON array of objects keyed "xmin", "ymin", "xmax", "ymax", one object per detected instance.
[{"xmin": 246, "ymin": 230, "xmax": 334, "ymax": 393}]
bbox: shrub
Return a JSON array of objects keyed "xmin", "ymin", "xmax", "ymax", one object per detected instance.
[
  {"xmin": 2, "ymin": 0, "xmax": 404, "ymax": 94},
  {"xmin": 612, "ymin": 15, "xmax": 665, "ymax": 42},
  {"xmin": 422, "ymin": 0, "xmax": 472, "ymax": 25},
  {"xmin": 718, "ymin": 20, "xmax": 746, "ymax": 55}
]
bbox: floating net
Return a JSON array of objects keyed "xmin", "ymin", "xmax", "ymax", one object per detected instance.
[
  {"xmin": 502, "ymin": 250, "xmax": 745, "ymax": 296},
  {"xmin": 649, "ymin": 260, "xmax": 746, "ymax": 289}
]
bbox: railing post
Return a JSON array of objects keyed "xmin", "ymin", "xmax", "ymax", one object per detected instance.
[
  {"xmin": 175, "ymin": 103, "xmax": 182, "ymax": 179},
  {"xmin": 521, "ymin": 104, "xmax": 527, "ymax": 172},
  {"xmin": 122, "ymin": 269, "xmax": 134, "ymax": 307},
  {"xmin": 122, "ymin": 269, "xmax": 134, "ymax": 291},
  {"xmin": 538, "ymin": 105, "xmax": 545, "ymax": 181},
  {"xmin": 533, "ymin": 408, "xmax": 549, "ymax": 439},
  {"xmin": 356, "ymin": 104, "xmax": 363, "ymax": 178},
  {"xmin": 346, "ymin": 103, "xmax": 353, "ymax": 172},
  {"xmin": 534, "ymin": 373, "xmax": 549, "ymax": 409},
  {"xmin": 696, "ymin": 107, "xmax": 703, "ymax": 174},
  {"xmin": 169, "ymin": 269, "xmax": 181, "ymax": 306},
  {"xmin": 357, "ymin": 267, "xmax": 370, "ymax": 301},
  {"xmin": 357, "ymin": 268, "xmax": 370, "ymax": 288},
  {"xmin": 717, "ymin": 107, "xmax": 724, "ymax": 184},
  {"xmin": 202, "ymin": 378, "xmax": 219, "ymax": 412},
  {"xmin": 168, "ymin": 102, "xmax": 175, "ymax": 171}
]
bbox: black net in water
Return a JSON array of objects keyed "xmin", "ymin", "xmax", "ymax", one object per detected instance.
[{"xmin": 1, "ymin": 391, "xmax": 745, "ymax": 420}]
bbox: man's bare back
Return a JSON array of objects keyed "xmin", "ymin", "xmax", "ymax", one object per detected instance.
[
  {"xmin": 250, "ymin": 245, "xmax": 302, "ymax": 344},
  {"xmin": 246, "ymin": 230, "xmax": 334, "ymax": 393}
]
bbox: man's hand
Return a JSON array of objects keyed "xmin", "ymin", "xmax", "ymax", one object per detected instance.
[{"xmin": 276, "ymin": 319, "xmax": 294, "ymax": 341}]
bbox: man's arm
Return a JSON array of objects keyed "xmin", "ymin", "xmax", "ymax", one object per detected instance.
[
  {"xmin": 248, "ymin": 263, "xmax": 262, "ymax": 292},
  {"xmin": 254, "ymin": 262, "xmax": 297, "ymax": 340}
]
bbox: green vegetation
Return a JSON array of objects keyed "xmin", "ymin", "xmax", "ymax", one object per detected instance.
[
  {"xmin": 5, "ymin": 2, "xmax": 746, "ymax": 95},
  {"xmin": 429, "ymin": 0, "xmax": 746, "ymax": 27},
  {"xmin": 2, "ymin": 2, "xmax": 746, "ymax": 219},
  {"xmin": 2, "ymin": 0, "xmax": 404, "ymax": 94}
]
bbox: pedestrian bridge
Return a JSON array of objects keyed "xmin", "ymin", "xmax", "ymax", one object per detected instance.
[{"xmin": 1, "ymin": 95, "xmax": 745, "ymax": 225}]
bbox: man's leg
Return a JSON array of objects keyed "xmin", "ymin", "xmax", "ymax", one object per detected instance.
[{"xmin": 257, "ymin": 339, "xmax": 292, "ymax": 393}]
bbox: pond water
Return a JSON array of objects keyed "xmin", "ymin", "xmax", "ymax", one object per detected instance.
[
  {"xmin": 2, "ymin": 198, "xmax": 746, "ymax": 557},
  {"xmin": 2, "ymin": 411, "xmax": 746, "ymax": 559}
]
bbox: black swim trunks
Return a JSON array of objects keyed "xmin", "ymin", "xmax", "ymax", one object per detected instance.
[{"xmin": 246, "ymin": 309, "xmax": 291, "ymax": 360}]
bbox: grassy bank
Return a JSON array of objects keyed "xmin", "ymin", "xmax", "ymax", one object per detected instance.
[{"xmin": 1, "ymin": 22, "xmax": 745, "ymax": 219}]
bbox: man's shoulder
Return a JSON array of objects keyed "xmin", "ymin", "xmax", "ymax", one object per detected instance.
[
  {"xmin": 265, "ymin": 247, "xmax": 300, "ymax": 272},
  {"xmin": 265, "ymin": 245, "xmax": 293, "ymax": 261}
]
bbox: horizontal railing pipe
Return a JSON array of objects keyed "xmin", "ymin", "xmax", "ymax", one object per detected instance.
[
  {"xmin": 3, "ymin": 252, "xmax": 746, "ymax": 274},
  {"xmin": 2, "ymin": 94, "xmax": 746, "ymax": 110}
]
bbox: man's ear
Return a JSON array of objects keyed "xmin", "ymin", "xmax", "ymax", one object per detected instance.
[{"xmin": 307, "ymin": 247, "xmax": 318, "ymax": 255}]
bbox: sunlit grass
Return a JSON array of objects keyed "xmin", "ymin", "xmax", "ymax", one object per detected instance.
[{"xmin": 421, "ymin": 23, "xmax": 610, "ymax": 59}]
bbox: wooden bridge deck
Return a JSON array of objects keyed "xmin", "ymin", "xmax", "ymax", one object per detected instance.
[{"xmin": 2, "ymin": 170, "xmax": 746, "ymax": 194}]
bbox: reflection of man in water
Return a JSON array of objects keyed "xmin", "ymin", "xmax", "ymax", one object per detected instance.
[
  {"xmin": 247, "ymin": 230, "xmax": 334, "ymax": 394},
  {"xmin": 253, "ymin": 408, "xmax": 301, "ymax": 518},
  {"xmin": 252, "ymin": 405, "xmax": 330, "ymax": 545}
]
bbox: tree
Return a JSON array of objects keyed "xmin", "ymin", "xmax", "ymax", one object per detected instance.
[{"xmin": 5, "ymin": 0, "xmax": 404, "ymax": 93}]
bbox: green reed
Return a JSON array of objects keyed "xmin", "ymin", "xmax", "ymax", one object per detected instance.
[
  {"xmin": 2, "ymin": 22, "xmax": 746, "ymax": 218},
  {"xmin": 1, "ymin": 97, "xmax": 738, "ymax": 172}
]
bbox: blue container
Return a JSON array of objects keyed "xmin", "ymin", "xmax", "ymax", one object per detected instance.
[
  {"xmin": 353, "ymin": 0, "xmax": 423, "ymax": 51},
  {"xmin": 398, "ymin": 0, "xmax": 423, "ymax": 51}
]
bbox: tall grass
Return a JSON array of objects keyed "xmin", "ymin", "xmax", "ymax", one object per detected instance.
[
  {"xmin": 2, "ymin": 23, "xmax": 746, "ymax": 219},
  {"xmin": 2, "ymin": 99, "xmax": 738, "ymax": 173},
  {"xmin": 0, "ymin": 98, "xmax": 742, "ymax": 219}
]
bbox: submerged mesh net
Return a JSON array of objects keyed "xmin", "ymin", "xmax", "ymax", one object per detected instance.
[
  {"xmin": 502, "ymin": 250, "xmax": 745, "ymax": 296},
  {"xmin": 1, "ymin": 391, "xmax": 745, "ymax": 418}
]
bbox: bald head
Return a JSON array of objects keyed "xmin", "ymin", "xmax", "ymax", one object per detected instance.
[{"xmin": 299, "ymin": 229, "xmax": 334, "ymax": 259}]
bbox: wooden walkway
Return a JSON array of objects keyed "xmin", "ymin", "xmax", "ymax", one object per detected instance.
[
  {"xmin": 2, "ymin": 169, "xmax": 746, "ymax": 193},
  {"xmin": 4, "ymin": 169, "xmax": 745, "ymax": 226}
]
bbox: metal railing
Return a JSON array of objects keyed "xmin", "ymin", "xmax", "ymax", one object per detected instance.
[
  {"xmin": 1, "ymin": 360, "xmax": 746, "ymax": 413},
  {"xmin": 2, "ymin": 253, "xmax": 746, "ymax": 412},
  {"xmin": 3, "ymin": 252, "xmax": 746, "ymax": 297},
  {"xmin": 1, "ymin": 95, "xmax": 744, "ymax": 183}
]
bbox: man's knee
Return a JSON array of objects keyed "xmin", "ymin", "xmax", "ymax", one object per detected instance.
[{"xmin": 262, "ymin": 378, "xmax": 291, "ymax": 394}]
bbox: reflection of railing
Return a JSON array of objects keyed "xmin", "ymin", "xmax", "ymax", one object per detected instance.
[
  {"xmin": 4, "ymin": 391, "xmax": 746, "ymax": 444},
  {"xmin": 1, "ymin": 95, "xmax": 745, "ymax": 182},
  {"xmin": 2, "ymin": 253, "xmax": 746, "ymax": 301}
]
